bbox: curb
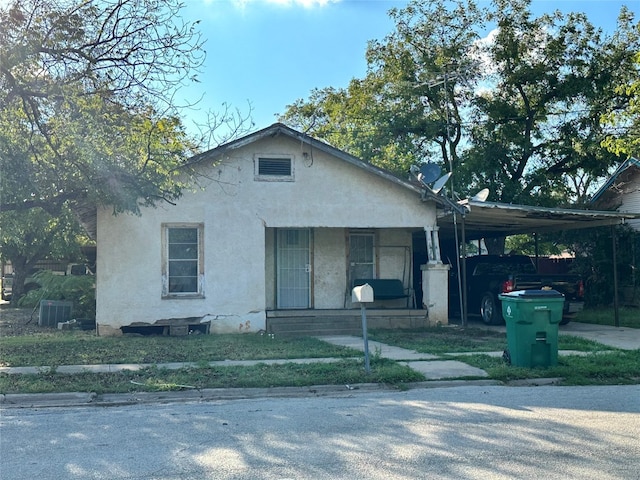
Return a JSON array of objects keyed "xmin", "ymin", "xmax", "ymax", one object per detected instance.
[{"xmin": 1, "ymin": 380, "xmax": 507, "ymax": 409}]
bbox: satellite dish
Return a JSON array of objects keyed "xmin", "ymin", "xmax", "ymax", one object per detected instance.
[
  {"xmin": 471, "ymin": 188, "xmax": 490, "ymax": 202},
  {"xmin": 419, "ymin": 163, "xmax": 442, "ymax": 184},
  {"xmin": 431, "ymin": 172, "xmax": 452, "ymax": 194}
]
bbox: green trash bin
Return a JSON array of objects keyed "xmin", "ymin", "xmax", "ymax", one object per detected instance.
[{"xmin": 499, "ymin": 290, "xmax": 565, "ymax": 368}]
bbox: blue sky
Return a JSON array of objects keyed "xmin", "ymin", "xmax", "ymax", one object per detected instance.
[{"xmin": 180, "ymin": 0, "xmax": 640, "ymax": 138}]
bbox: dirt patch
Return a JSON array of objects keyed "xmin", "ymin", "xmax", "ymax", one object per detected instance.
[{"xmin": 0, "ymin": 305, "xmax": 51, "ymax": 337}]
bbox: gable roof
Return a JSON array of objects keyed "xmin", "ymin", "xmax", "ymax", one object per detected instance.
[
  {"xmin": 590, "ymin": 157, "xmax": 640, "ymax": 207},
  {"xmin": 188, "ymin": 122, "xmax": 457, "ymax": 211},
  {"xmin": 80, "ymin": 124, "xmax": 458, "ymax": 239}
]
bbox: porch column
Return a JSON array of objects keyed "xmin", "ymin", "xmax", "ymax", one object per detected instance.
[
  {"xmin": 424, "ymin": 225, "xmax": 442, "ymax": 264},
  {"xmin": 422, "ymin": 225, "xmax": 448, "ymax": 324},
  {"xmin": 421, "ymin": 263, "xmax": 450, "ymax": 325}
]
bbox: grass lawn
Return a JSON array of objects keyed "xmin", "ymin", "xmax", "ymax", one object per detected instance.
[
  {"xmin": 0, "ymin": 359, "xmax": 425, "ymax": 394},
  {"xmin": 368, "ymin": 326, "xmax": 614, "ymax": 354},
  {"xmin": 573, "ymin": 307, "xmax": 640, "ymax": 328},
  {"xmin": 0, "ymin": 331, "xmax": 360, "ymax": 367},
  {"xmin": 367, "ymin": 324, "xmax": 639, "ymax": 386},
  {"xmin": 1, "ymin": 307, "xmax": 639, "ymax": 394}
]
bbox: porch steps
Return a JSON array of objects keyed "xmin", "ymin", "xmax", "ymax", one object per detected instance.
[{"xmin": 266, "ymin": 309, "xmax": 429, "ymax": 337}]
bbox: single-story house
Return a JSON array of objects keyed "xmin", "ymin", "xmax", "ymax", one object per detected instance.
[
  {"xmin": 95, "ymin": 123, "xmax": 457, "ymax": 336},
  {"xmin": 590, "ymin": 157, "xmax": 640, "ymax": 231}
]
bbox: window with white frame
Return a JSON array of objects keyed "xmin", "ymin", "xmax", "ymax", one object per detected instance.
[
  {"xmin": 162, "ymin": 224, "xmax": 204, "ymax": 298},
  {"xmin": 254, "ymin": 155, "xmax": 294, "ymax": 181}
]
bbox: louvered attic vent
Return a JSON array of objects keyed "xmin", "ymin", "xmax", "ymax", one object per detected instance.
[{"xmin": 258, "ymin": 157, "xmax": 292, "ymax": 176}]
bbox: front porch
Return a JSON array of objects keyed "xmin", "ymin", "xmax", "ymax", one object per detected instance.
[{"xmin": 266, "ymin": 309, "xmax": 434, "ymax": 337}]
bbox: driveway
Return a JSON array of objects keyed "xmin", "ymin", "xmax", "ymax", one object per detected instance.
[{"xmin": 461, "ymin": 318, "xmax": 639, "ymax": 350}]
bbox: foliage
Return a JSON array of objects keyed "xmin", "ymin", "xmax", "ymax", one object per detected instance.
[
  {"xmin": 280, "ymin": 0, "xmax": 484, "ymax": 179},
  {"xmin": 17, "ymin": 270, "xmax": 96, "ymax": 319},
  {"xmin": 280, "ymin": 0, "xmax": 640, "ymax": 207},
  {"xmin": 601, "ymin": 50, "xmax": 640, "ymax": 157},
  {"xmin": 0, "ymin": 0, "xmax": 204, "ymax": 217},
  {"xmin": 563, "ymin": 225, "xmax": 640, "ymax": 306},
  {"xmin": 504, "ymin": 234, "xmax": 566, "ymax": 256},
  {"xmin": 0, "ymin": 207, "xmax": 88, "ymax": 303},
  {"xmin": 465, "ymin": 1, "xmax": 639, "ymax": 205}
]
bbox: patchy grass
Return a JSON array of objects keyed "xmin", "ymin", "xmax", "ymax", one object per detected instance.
[
  {"xmin": 370, "ymin": 326, "xmax": 506, "ymax": 354},
  {"xmin": 369, "ymin": 326, "xmax": 613, "ymax": 354},
  {"xmin": 0, "ymin": 359, "xmax": 424, "ymax": 394},
  {"xmin": 574, "ymin": 307, "xmax": 640, "ymax": 328},
  {"xmin": 460, "ymin": 350, "xmax": 640, "ymax": 386},
  {"xmin": 0, "ymin": 331, "xmax": 359, "ymax": 367},
  {"xmin": 1, "ymin": 318, "xmax": 638, "ymax": 394}
]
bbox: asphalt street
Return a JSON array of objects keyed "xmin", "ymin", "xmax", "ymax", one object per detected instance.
[{"xmin": 1, "ymin": 384, "xmax": 639, "ymax": 480}]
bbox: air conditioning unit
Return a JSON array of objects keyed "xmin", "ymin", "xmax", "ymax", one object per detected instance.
[{"xmin": 39, "ymin": 300, "xmax": 73, "ymax": 327}]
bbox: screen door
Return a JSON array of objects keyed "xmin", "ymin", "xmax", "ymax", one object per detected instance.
[{"xmin": 277, "ymin": 229, "xmax": 311, "ymax": 308}]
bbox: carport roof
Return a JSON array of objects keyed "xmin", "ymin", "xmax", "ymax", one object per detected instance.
[{"xmin": 436, "ymin": 199, "xmax": 640, "ymax": 241}]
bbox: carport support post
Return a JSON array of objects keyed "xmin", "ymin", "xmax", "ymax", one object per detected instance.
[{"xmin": 612, "ymin": 225, "xmax": 620, "ymax": 328}]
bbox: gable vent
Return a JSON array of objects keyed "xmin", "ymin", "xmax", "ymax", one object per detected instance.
[{"xmin": 258, "ymin": 157, "xmax": 292, "ymax": 176}]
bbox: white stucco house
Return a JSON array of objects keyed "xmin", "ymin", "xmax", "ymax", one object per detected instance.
[{"xmin": 96, "ymin": 123, "xmax": 456, "ymax": 336}]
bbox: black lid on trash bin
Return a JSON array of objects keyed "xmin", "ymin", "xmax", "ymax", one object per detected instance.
[{"xmin": 501, "ymin": 289, "xmax": 564, "ymax": 298}]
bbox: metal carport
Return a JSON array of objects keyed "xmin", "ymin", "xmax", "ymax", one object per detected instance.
[{"xmin": 434, "ymin": 199, "xmax": 640, "ymax": 327}]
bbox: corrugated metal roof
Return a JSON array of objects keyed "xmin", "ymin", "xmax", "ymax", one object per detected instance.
[{"xmin": 436, "ymin": 199, "xmax": 640, "ymax": 240}]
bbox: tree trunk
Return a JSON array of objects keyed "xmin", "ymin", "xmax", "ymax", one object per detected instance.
[
  {"xmin": 484, "ymin": 237, "xmax": 506, "ymax": 255},
  {"xmin": 9, "ymin": 257, "xmax": 29, "ymax": 306}
]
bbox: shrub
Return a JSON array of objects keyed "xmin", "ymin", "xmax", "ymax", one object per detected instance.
[{"xmin": 18, "ymin": 270, "xmax": 95, "ymax": 319}]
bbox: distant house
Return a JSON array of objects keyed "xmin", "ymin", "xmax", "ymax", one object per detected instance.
[
  {"xmin": 95, "ymin": 124, "xmax": 454, "ymax": 336},
  {"xmin": 591, "ymin": 157, "xmax": 640, "ymax": 231}
]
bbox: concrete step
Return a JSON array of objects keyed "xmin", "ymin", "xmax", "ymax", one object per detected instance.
[{"xmin": 267, "ymin": 316, "xmax": 362, "ymax": 337}]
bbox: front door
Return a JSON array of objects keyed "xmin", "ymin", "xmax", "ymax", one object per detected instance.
[{"xmin": 277, "ymin": 229, "xmax": 311, "ymax": 308}]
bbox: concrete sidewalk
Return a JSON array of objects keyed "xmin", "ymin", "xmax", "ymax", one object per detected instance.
[
  {"xmin": 479, "ymin": 321, "xmax": 640, "ymax": 350},
  {"xmin": 316, "ymin": 335, "xmax": 491, "ymax": 380}
]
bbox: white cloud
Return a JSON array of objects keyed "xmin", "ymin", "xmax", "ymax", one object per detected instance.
[{"xmin": 473, "ymin": 27, "xmax": 499, "ymax": 76}]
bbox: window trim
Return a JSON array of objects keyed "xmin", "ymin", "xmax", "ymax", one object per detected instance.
[
  {"xmin": 254, "ymin": 154, "xmax": 295, "ymax": 181},
  {"xmin": 348, "ymin": 231, "xmax": 377, "ymax": 284},
  {"xmin": 161, "ymin": 223, "xmax": 204, "ymax": 299}
]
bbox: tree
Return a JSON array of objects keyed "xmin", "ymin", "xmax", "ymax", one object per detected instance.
[
  {"xmin": 0, "ymin": 207, "xmax": 87, "ymax": 303},
  {"xmin": 0, "ymin": 0, "xmax": 205, "ymax": 218},
  {"xmin": 0, "ymin": 0, "xmax": 226, "ymax": 303},
  {"xmin": 280, "ymin": 0, "xmax": 639, "ymax": 207},
  {"xmin": 280, "ymin": 0, "xmax": 485, "ymax": 179},
  {"xmin": 465, "ymin": 0, "xmax": 640, "ymax": 207},
  {"xmin": 601, "ymin": 51, "xmax": 640, "ymax": 158}
]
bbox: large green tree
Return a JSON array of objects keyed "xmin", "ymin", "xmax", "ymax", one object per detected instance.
[
  {"xmin": 0, "ymin": 0, "xmax": 211, "ymax": 303},
  {"xmin": 466, "ymin": 0, "xmax": 640, "ymax": 207},
  {"xmin": 280, "ymin": 0, "xmax": 484, "ymax": 179},
  {"xmin": 0, "ymin": 0, "xmax": 204, "ymax": 217},
  {"xmin": 280, "ymin": 0, "xmax": 639, "ymax": 208}
]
